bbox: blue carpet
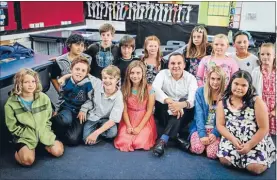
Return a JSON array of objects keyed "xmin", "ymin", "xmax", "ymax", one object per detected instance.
[{"xmin": 0, "ymin": 141, "xmax": 276, "ymax": 179}]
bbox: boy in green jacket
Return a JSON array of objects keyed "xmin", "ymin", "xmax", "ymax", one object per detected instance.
[{"xmin": 5, "ymin": 68, "xmax": 64, "ymax": 166}]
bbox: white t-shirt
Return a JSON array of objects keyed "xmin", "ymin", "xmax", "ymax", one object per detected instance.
[{"xmin": 230, "ymin": 53, "xmax": 259, "ymax": 74}]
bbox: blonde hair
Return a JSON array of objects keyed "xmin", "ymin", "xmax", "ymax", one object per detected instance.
[
  {"xmin": 186, "ymin": 25, "xmax": 209, "ymax": 59},
  {"xmin": 101, "ymin": 65, "xmax": 121, "ymax": 81},
  {"xmin": 259, "ymin": 42, "xmax": 276, "ymax": 70},
  {"xmin": 212, "ymin": 34, "xmax": 229, "ymax": 55},
  {"xmin": 122, "ymin": 61, "xmax": 148, "ymax": 103},
  {"xmin": 204, "ymin": 66, "xmax": 226, "ymax": 106},
  {"xmin": 142, "ymin": 35, "xmax": 162, "ymax": 68},
  {"xmin": 12, "ymin": 68, "xmax": 42, "ymax": 96}
]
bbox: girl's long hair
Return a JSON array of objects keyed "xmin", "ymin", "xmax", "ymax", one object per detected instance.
[
  {"xmin": 122, "ymin": 61, "xmax": 148, "ymax": 103},
  {"xmin": 186, "ymin": 25, "xmax": 209, "ymax": 59},
  {"xmin": 142, "ymin": 35, "xmax": 162, "ymax": 68},
  {"xmin": 204, "ymin": 66, "xmax": 226, "ymax": 106},
  {"xmin": 222, "ymin": 70, "xmax": 257, "ymax": 111},
  {"xmin": 12, "ymin": 68, "xmax": 42, "ymax": 96}
]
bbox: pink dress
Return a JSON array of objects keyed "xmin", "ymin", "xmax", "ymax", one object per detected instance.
[
  {"xmin": 114, "ymin": 90, "xmax": 157, "ymax": 152},
  {"xmin": 262, "ymin": 69, "xmax": 276, "ymax": 135}
]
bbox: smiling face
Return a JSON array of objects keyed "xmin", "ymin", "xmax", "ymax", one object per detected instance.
[
  {"xmin": 213, "ymin": 37, "xmax": 229, "ymax": 56},
  {"xmin": 234, "ymin": 34, "xmax": 249, "ymax": 54},
  {"xmin": 70, "ymin": 43, "xmax": 84, "ymax": 56},
  {"xmin": 260, "ymin": 46, "xmax": 275, "ymax": 69},
  {"xmin": 192, "ymin": 31, "xmax": 204, "ymax": 46},
  {"xmin": 22, "ymin": 74, "xmax": 36, "ymax": 94},
  {"xmin": 102, "ymin": 72, "xmax": 118, "ymax": 91},
  {"xmin": 168, "ymin": 55, "xmax": 185, "ymax": 78},
  {"xmin": 71, "ymin": 62, "xmax": 88, "ymax": 83},
  {"xmin": 209, "ymin": 72, "xmax": 221, "ymax": 91},
  {"xmin": 130, "ymin": 66, "xmax": 143, "ymax": 86},
  {"xmin": 146, "ymin": 40, "xmax": 159, "ymax": 56},
  {"xmin": 231, "ymin": 77, "xmax": 249, "ymax": 98}
]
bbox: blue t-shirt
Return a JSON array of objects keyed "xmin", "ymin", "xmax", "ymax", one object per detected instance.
[{"xmin": 18, "ymin": 96, "xmax": 33, "ymax": 111}]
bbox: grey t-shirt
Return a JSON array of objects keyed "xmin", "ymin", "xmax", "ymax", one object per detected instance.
[
  {"xmin": 230, "ymin": 53, "xmax": 259, "ymax": 74},
  {"xmin": 87, "ymin": 87, "xmax": 124, "ymax": 123}
]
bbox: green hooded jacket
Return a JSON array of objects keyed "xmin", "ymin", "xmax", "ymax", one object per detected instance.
[{"xmin": 5, "ymin": 92, "xmax": 56, "ymax": 150}]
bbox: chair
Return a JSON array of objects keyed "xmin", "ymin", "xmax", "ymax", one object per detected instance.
[
  {"xmin": 160, "ymin": 45, "xmax": 180, "ymax": 56},
  {"xmin": 162, "ymin": 45, "xmax": 187, "ymax": 61},
  {"xmin": 166, "ymin": 40, "xmax": 186, "ymax": 48},
  {"xmin": 34, "ymin": 66, "xmax": 51, "ymax": 93},
  {"xmin": 134, "ymin": 48, "xmax": 144, "ymax": 58}
]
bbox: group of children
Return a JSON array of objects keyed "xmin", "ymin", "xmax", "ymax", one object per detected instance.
[{"xmin": 4, "ymin": 23, "xmax": 276, "ymax": 175}]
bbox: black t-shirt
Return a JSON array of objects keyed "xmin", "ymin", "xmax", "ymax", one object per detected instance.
[
  {"xmin": 50, "ymin": 61, "xmax": 62, "ymax": 79},
  {"xmin": 115, "ymin": 56, "xmax": 140, "ymax": 84},
  {"xmin": 84, "ymin": 43, "xmax": 120, "ymax": 79}
]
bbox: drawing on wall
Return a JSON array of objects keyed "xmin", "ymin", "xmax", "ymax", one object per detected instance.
[
  {"xmin": 229, "ymin": 1, "xmax": 242, "ymax": 29},
  {"xmin": 208, "ymin": 2, "xmax": 230, "ymax": 16},
  {"xmin": 85, "ymin": 1, "xmax": 199, "ymax": 24}
]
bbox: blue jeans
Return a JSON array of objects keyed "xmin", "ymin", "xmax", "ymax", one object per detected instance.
[
  {"xmin": 51, "ymin": 108, "xmax": 84, "ymax": 146},
  {"xmin": 83, "ymin": 118, "xmax": 117, "ymax": 144}
]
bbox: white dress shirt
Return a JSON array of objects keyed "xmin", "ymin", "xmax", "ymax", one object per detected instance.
[{"xmin": 152, "ymin": 69, "xmax": 198, "ymax": 108}]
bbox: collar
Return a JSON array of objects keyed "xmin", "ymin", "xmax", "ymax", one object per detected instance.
[
  {"xmin": 100, "ymin": 86, "xmax": 119, "ymax": 100},
  {"xmin": 10, "ymin": 93, "xmax": 39, "ymax": 102}
]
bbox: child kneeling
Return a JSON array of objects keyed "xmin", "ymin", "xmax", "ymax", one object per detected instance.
[{"xmin": 5, "ymin": 68, "xmax": 64, "ymax": 166}]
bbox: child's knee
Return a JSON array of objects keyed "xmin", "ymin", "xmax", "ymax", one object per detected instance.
[
  {"xmin": 105, "ymin": 126, "xmax": 117, "ymax": 138},
  {"xmin": 16, "ymin": 153, "xmax": 35, "ymax": 166},
  {"xmin": 50, "ymin": 141, "xmax": 64, "ymax": 157},
  {"xmin": 246, "ymin": 163, "xmax": 267, "ymax": 175},
  {"xmin": 219, "ymin": 157, "xmax": 232, "ymax": 166},
  {"xmin": 190, "ymin": 143, "xmax": 205, "ymax": 154}
]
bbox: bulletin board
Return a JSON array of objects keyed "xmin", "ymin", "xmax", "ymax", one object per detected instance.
[
  {"xmin": 20, "ymin": 2, "xmax": 84, "ymax": 30},
  {"xmin": 0, "ymin": 1, "xmax": 17, "ymax": 32}
]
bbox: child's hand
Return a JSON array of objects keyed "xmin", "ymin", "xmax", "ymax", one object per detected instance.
[
  {"xmin": 85, "ymin": 131, "xmax": 100, "ymax": 145},
  {"xmin": 270, "ymin": 109, "xmax": 276, "ymax": 117},
  {"xmin": 126, "ymin": 126, "xmax": 133, "ymax": 134},
  {"xmin": 50, "ymin": 57, "xmax": 57, "ymax": 61},
  {"xmin": 200, "ymin": 137, "xmax": 210, "ymax": 145},
  {"xmin": 132, "ymin": 126, "xmax": 142, "ymax": 135},
  {"xmin": 52, "ymin": 111, "xmax": 57, "ymax": 117},
  {"xmin": 208, "ymin": 133, "xmax": 216, "ymax": 144},
  {"xmin": 237, "ymin": 142, "xmax": 251, "ymax": 155},
  {"xmin": 232, "ymin": 138, "xmax": 243, "ymax": 150},
  {"xmin": 58, "ymin": 74, "xmax": 72, "ymax": 85},
  {"xmin": 77, "ymin": 111, "xmax": 87, "ymax": 124}
]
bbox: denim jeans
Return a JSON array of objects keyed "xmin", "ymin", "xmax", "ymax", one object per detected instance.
[{"xmin": 83, "ymin": 118, "xmax": 117, "ymax": 144}]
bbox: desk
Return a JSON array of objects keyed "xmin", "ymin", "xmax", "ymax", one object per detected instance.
[{"xmin": 29, "ymin": 29, "xmax": 136, "ymax": 55}]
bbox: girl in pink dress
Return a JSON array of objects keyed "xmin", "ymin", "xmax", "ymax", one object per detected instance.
[
  {"xmin": 252, "ymin": 43, "xmax": 276, "ymax": 135},
  {"xmin": 114, "ymin": 61, "xmax": 157, "ymax": 152}
]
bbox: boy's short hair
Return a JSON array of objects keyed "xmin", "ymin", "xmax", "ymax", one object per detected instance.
[
  {"xmin": 101, "ymin": 65, "xmax": 120, "ymax": 80},
  {"xmin": 119, "ymin": 35, "xmax": 135, "ymax": 49},
  {"xmin": 65, "ymin": 34, "xmax": 85, "ymax": 51},
  {"xmin": 70, "ymin": 56, "xmax": 91, "ymax": 74},
  {"xmin": 99, "ymin": 23, "xmax": 116, "ymax": 35}
]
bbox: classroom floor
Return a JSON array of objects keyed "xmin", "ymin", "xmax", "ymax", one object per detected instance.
[{"xmin": 0, "ymin": 84, "xmax": 276, "ymax": 179}]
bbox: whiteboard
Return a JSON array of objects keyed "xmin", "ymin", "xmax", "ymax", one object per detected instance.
[{"xmin": 239, "ymin": 2, "xmax": 275, "ymax": 33}]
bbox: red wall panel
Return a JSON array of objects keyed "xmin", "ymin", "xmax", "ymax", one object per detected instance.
[
  {"xmin": 20, "ymin": 2, "xmax": 84, "ymax": 29},
  {"xmin": 4, "ymin": 1, "xmax": 17, "ymax": 31}
]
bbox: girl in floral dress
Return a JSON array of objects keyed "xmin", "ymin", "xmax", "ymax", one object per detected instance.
[
  {"xmin": 141, "ymin": 36, "xmax": 167, "ymax": 84},
  {"xmin": 114, "ymin": 61, "xmax": 157, "ymax": 151},
  {"xmin": 216, "ymin": 70, "xmax": 276, "ymax": 174},
  {"xmin": 252, "ymin": 43, "xmax": 276, "ymax": 135},
  {"xmin": 183, "ymin": 25, "xmax": 212, "ymax": 77}
]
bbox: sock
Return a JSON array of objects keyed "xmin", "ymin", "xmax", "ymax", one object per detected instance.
[{"xmin": 160, "ymin": 134, "xmax": 169, "ymax": 143}]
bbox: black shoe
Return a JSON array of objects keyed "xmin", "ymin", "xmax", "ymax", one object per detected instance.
[
  {"xmin": 175, "ymin": 137, "xmax": 191, "ymax": 152},
  {"xmin": 153, "ymin": 139, "xmax": 166, "ymax": 157}
]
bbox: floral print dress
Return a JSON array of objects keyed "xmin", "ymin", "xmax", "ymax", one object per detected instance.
[
  {"xmin": 217, "ymin": 98, "xmax": 276, "ymax": 168},
  {"xmin": 262, "ymin": 69, "xmax": 276, "ymax": 135}
]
